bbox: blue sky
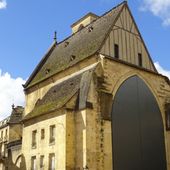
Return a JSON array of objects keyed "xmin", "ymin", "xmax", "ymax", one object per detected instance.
[{"xmin": 0, "ymin": 0, "xmax": 170, "ymax": 117}]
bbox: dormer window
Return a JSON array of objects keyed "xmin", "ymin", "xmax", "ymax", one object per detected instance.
[
  {"xmin": 45, "ymin": 68, "xmax": 50, "ymax": 74},
  {"xmin": 70, "ymin": 55, "xmax": 76, "ymax": 61},
  {"xmin": 88, "ymin": 26, "xmax": 94, "ymax": 32},
  {"xmin": 71, "ymin": 12, "xmax": 98, "ymax": 34}
]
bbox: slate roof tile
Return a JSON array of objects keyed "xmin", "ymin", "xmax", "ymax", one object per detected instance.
[{"xmin": 25, "ymin": 2, "xmax": 125, "ymax": 88}]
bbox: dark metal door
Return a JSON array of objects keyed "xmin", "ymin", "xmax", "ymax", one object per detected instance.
[{"xmin": 112, "ymin": 76, "xmax": 167, "ymax": 170}]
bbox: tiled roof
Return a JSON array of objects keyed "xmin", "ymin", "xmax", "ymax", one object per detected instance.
[
  {"xmin": 23, "ymin": 66, "xmax": 95, "ymax": 121},
  {"xmin": 0, "ymin": 116, "xmax": 10, "ymax": 129},
  {"xmin": 24, "ymin": 2, "xmax": 125, "ymax": 88},
  {"xmin": 9, "ymin": 106, "xmax": 24, "ymax": 124},
  {"xmin": 0, "ymin": 106, "xmax": 24, "ymax": 128}
]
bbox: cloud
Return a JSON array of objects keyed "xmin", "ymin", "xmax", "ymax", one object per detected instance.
[
  {"xmin": 154, "ymin": 62, "xmax": 170, "ymax": 79},
  {"xmin": 0, "ymin": 70, "xmax": 26, "ymax": 120},
  {"xmin": 0, "ymin": 0, "xmax": 7, "ymax": 9},
  {"xmin": 140, "ymin": 0, "xmax": 170, "ymax": 26}
]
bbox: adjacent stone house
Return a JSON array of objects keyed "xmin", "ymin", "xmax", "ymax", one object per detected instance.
[
  {"xmin": 18, "ymin": 1, "xmax": 170, "ymax": 170},
  {"xmin": 0, "ymin": 106, "xmax": 24, "ymax": 170}
]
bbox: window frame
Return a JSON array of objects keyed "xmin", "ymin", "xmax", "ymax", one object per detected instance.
[
  {"xmin": 32, "ymin": 130, "xmax": 37, "ymax": 149},
  {"xmin": 114, "ymin": 44, "xmax": 119, "ymax": 59},
  {"xmin": 138, "ymin": 53, "xmax": 142, "ymax": 67},
  {"xmin": 49, "ymin": 125, "xmax": 55, "ymax": 144},
  {"xmin": 41, "ymin": 129, "xmax": 45, "ymax": 140},
  {"xmin": 40, "ymin": 155, "xmax": 44, "ymax": 169},
  {"xmin": 31, "ymin": 156, "xmax": 36, "ymax": 170},
  {"xmin": 49, "ymin": 153, "xmax": 55, "ymax": 170}
]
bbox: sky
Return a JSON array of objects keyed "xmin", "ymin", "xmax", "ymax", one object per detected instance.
[{"xmin": 0, "ymin": 0, "xmax": 170, "ymax": 119}]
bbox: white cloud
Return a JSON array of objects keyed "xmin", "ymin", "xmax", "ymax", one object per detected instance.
[
  {"xmin": 0, "ymin": 70, "xmax": 26, "ymax": 120},
  {"xmin": 141, "ymin": 0, "xmax": 170, "ymax": 26},
  {"xmin": 0, "ymin": 0, "xmax": 7, "ymax": 9},
  {"xmin": 154, "ymin": 62, "xmax": 170, "ymax": 79}
]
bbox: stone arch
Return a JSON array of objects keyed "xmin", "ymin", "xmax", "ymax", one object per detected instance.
[
  {"xmin": 112, "ymin": 72, "xmax": 157, "ymax": 102},
  {"xmin": 111, "ymin": 75, "xmax": 167, "ymax": 170},
  {"xmin": 111, "ymin": 72, "xmax": 164, "ymax": 120},
  {"xmin": 15, "ymin": 154, "xmax": 22, "ymax": 166}
]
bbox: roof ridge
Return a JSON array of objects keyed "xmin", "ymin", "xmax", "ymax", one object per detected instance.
[
  {"xmin": 55, "ymin": 1, "xmax": 126, "ymax": 46},
  {"xmin": 24, "ymin": 2, "xmax": 126, "ymax": 88},
  {"xmin": 97, "ymin": 2, "xmax": 126, "ymax": 53},
  {"xmin": 24, "ymin": 41, "xmax": 57, "ymax": 87},
  {"xmin": 71, "ymin": 12, "xmax": 99, "ymax": 28}
]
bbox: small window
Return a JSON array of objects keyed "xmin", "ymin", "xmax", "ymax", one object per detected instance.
[
  {"xmin": 40, "ymin": 155, "xmax": 44, "ymax": 170},
  {"xmin": 88, "ymin": 26, "xmax": 93, "ymax": 32},
  {"xmin": 5, "ymin": 129, "xmax": 7, "ymax": 136},
  {"xmin": 1, "ymin": 131, "xmax": 3, "ymax": 139},
  {"xmin": 32, "ymin": 130, "xmax": 37, "ymax": 148},
  {"xmin": 49, "ymin": 153, "xmax": 55, "ymax": 170},
  {"xmin": 41, "ymin": 129, "xmax": 45, "ymax": 140},
  {"xmin": 31, "ymin": 156, "xmax": 36, "ymax": 170},
  {"xmin": 5, "ymin": 129, "xmax": 8, "ymax": 140},
  {"xmin": 114, "ymin": 44, "xmax": 119, "ymax": 59},
  {"xmin": 70, "ymin": 55, "xmax": 76, "ymax": 61},
  {"xmin": 49, "ymin": 125, "xmax": 55, "ymax": 144},
  {"xmin": 138, "ymin": 53, "xmax": 142, "ymax": 67},
  {"xmin": 165, "ymin": 103, "xmax": 170, "ymax": 130}
]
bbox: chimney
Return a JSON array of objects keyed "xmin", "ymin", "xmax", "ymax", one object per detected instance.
[{"xmin": 71, "ymin": 12, "xmax": 98, "ymax": 34}]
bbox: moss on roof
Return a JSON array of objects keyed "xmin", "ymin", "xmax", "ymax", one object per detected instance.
[
  {"xmin": 23, "ymin": 73, "xmax": 82, "ymax": 121},
  {"xmin": 23, "ymin": 66, "xmax": 96, "ymax": 121},
  {"xmin": 25, "ymin": 2, "xmax": 125, "ymax": 88},
  {"xmin": 0, "ymin": 106, "xmax": 24, "ymax": 128},
  {"xmin": 9, "ymin": 106, "xmax": 24, "ymax": 124}
]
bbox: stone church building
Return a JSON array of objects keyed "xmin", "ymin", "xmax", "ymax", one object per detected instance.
[{"xmin": 9, "ymin": 1, "xmax": 170, "ymax": 170}]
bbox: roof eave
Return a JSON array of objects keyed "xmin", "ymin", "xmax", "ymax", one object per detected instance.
[{"xmin": 23, "ymin": 41, "xmax": 57, "ymax": 88}]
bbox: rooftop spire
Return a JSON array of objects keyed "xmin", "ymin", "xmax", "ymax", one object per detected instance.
[
  {"xmin": 12, "ymin": 104, "xmax": 15, "ymax": 110},
  {"xmin": 54, "ymin": 31, "xmax": 57, "ymax": 43}
]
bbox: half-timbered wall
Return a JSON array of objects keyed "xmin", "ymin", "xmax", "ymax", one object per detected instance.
[{"xmin": 100, "ymin": 6, "xmax": 155, "ymax": 71}]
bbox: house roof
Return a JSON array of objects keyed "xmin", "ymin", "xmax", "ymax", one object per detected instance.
[
  {"xmin": 0, "ymin": 116, "xmax": 10, "ymax": 129},
  {"xmin": 9, "ymin": 106, "xmax": 24, "ymax": 124},
  {"xmin": 71, "ymin": 12, "xmax": 99, "ymax": 28},
  {"xmin": 23, "ymin": 66, "xmax": 95, "ymax": 121},
  {"xmin": 0, "ymin": 106, "xmax": 24, "ymax": 129},
  {"xmin": 24, "ymin": 1, "xmax": 125, "ymax": 89}
]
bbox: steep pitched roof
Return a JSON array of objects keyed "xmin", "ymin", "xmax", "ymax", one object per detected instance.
[
  {"xmin": 24, "ymin": 1, "xmax": 126, "ymax": 89},
  {"xmin": 0, "ymin": 116, "xmax": 10, "ymax": 129},
  {"xmin": 9, "ymin": 106, "xmax": 24, "ymax": 124},
  {"xmin": 23, "ymin": 67, "xmax": 95, "ymax": 121},
  {"xmin": 0, "ymin": 106, "xmax": 24, "ymax": 129}
]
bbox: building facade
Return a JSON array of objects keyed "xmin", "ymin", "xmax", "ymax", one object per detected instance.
[
  {"xmin": 0, "ymin": 117, "xmax": 9, "ymax": 170},
  {"xmin": 1, "ymin": 1, "xmax": 167, "ymax": 170},
  {"xmin": 0, "ymin": 106, "xmax": 24, "ymax": 170}
]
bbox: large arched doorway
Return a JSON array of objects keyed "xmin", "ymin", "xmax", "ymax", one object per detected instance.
[{"xmin": 112, "ymin": 76, "xmax": 167, "ymax": 170}]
